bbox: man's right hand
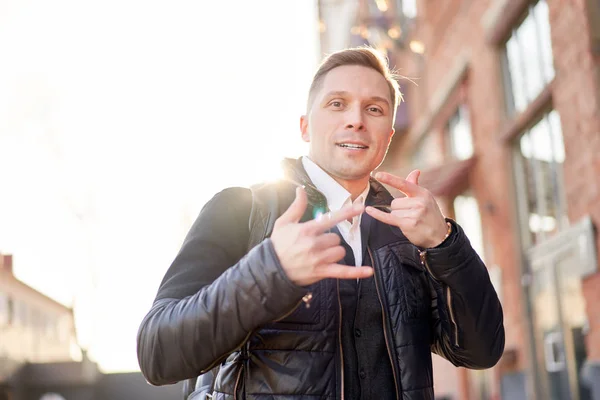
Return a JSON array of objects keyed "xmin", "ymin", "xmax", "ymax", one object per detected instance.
[{"xmin": 270, "ymin": 186, "xmax": 374, "ymax": 287}]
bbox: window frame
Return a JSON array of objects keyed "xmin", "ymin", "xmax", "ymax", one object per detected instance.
[
  {"xmin": 500, "ymin": 0, "xmax": 555, "ymax": 118},
  {"xmin": 446, "ymin": 103, "xmax": 474, "ymax": 161},
  {"xmin": 512, "ymin": 106, "xmax": 568, "ymax": 248}
]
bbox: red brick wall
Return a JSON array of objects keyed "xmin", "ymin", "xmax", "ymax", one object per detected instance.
[
  {"xmin": 548, "ymin": 0, "xmax": 600, "ymax": 360},
  {"xmin": 384, "ymin": 0, "xmax": 600, "ymax": 397},
  {"xmin": 399, "ymin": 0, "xmax": 529, "ymax": 364}
]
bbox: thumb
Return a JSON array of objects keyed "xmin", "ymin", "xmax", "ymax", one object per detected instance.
[
  {"xmin": 277, "ymin": 186, "xmax": 308, "ymax": 225},
  {"xmin": 406, "ymin": 169, "xmax": 420, "ymax": 185}
]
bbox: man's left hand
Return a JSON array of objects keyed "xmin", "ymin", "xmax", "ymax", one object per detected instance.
[{"xmin": 365, "ymin": 170, "xmax": 449, "ymax": 249}]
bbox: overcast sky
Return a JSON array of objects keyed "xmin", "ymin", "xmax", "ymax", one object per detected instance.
[{"xmin": 0, "ymin": 0, "xmax": 319, "ymax": 372}]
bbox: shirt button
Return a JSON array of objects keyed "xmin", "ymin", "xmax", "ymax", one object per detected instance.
[
  {"xmin": 355, "ymin": 328, "xmax": 361, "ymax": 337},
  {"xmin": 359, "ymin": 370, "xmax": 366, "ymax": 379}
]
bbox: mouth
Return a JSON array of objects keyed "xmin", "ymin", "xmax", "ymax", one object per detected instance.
[{"xmin": 336, "ymin": 142, "xmax": 369, "ymax": 150}]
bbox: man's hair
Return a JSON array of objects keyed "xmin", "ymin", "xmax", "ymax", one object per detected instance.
[{"xmin": 306, "ymin": 47, "xmax": 403, "ymax": 118}]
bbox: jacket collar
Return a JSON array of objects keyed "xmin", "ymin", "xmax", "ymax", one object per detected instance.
[{"xmin": 280, "ymin": 157, "xmax": 394, "ymax": 209}]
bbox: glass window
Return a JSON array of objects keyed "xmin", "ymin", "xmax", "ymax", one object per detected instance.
[
  {"xmin": 0, "ymin": 292, "xmax": 9, "ymax": 325},
  {"xmin": 396, "ymin": 0, "xmax": 417, "ymax": 18},
  {"xmin": 454, "ymin": 194, "xmax": 485, "ymax": 261},
  {"xmin": 39, "ymin": 393, "xmax": 66, "ymax": 400},
  {"xmin": 13, "ymin": 300, "xmax": 28, "ymax": 326},
  {"xmin": 46, "ymin": 318, "xmax": 57, "ymax": 340},
  {"xmin": 516, "ymin": 110, "xmax": 567, "ymax": 246},
  {"xmin": 58, "ymin": 316, "xmax": 72, "ymax": 343},
  {"xmin": 503, "ymin": 0, "xmax": 555, "ymax": 116},
  {"xmin": 447, "ymin": 105, "xmax": 474, "ymax": 160},
  {"xmin": 31, "ymin": 308, "xmax": 42, "ymax": 330}
]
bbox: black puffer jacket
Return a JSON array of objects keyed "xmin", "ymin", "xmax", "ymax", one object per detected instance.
[{"xmin": 137, "ymin": 158, "xmax": 505, "ymax": 400}]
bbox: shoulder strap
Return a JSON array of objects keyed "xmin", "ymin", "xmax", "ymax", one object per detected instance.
[
  {"xmin": 247, "ymin": 182, "xmax": 280, "ymax": 251},
  {"xmin": 185, "ymin": 184, "xmax": 278, "ymax": 399}
]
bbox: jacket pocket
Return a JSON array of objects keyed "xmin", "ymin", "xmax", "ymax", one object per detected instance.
[{"xmin": 265, "ymin": 280, "xmax": 323, "ymax": 327}]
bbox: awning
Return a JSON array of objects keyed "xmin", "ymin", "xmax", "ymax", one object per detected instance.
[{"xmin": 417, "ymin": 157, "xmax": 477, "ymax": 198}]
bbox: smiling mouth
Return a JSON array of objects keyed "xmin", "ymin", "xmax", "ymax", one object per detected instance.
[{"xmin": 337, "ymin": 143, "xmax": 369, "ymax": 150}]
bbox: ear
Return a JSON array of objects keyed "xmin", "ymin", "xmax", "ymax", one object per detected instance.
[
  {"xmin": 388, "ymin": 128, "xmax": 395, "ymax": 143},
  {"xmin": 300, "ymin": 115, "xmax": 310, "ymax": 143}
]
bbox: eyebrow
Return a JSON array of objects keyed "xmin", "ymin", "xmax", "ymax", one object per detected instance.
[{"xmin": 323, "ymin": 91, "xmax": 390, "ymax": 107}]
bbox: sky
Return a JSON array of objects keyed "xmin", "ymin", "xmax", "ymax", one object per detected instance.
[{"xmin": 0, "ymin": 0, "xmax": 319, "ymax": 372}]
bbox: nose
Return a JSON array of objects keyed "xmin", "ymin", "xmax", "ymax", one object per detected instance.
[{"xmin": 344, "ymin": 107, "xmax": 365, "ymax": 132}]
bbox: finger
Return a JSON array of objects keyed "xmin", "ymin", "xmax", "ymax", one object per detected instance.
[
  {"xmin": 313, "ymin": 232, "xmax": 342, "ymax": 250},
  {"xmin": 276, "ymin": 186, "xmax": 307, "ymax": 225},
  {"xmin": 406, "ymin": 169, "xmax": 420, "ymax": 185},
  {"xmin": 365, "ymin": 205, "xmax": 399, "ymax": 226},
  {"xmin": 374, "ymin": 171, "xmax": 424, "ymax": 198},
  {"xmin": 390, "ymin": 209, "xmax": 418, "ymax": 220},
  {"xmin": 390, "ymin": 197, "xmax": 424, "ymax": 210},
  {"xmin": 316, "ymin": 264, "xmax": 374, "ymax": 280},
  {"xmin": 315, "ymin": 245, "xmax": 346, "ymax": 265},
  {"xmin": 308, "ymin": 203, "xmax": 365, "ymax": 233}
]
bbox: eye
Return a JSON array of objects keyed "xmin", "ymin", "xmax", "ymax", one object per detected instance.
[
  {"xmin": 330, "ymin": 101, "xmax": 343, "ymax": 108},
  {"xmin": 368, "ymin": 106, "xmax": 383, "ymax": 114}
]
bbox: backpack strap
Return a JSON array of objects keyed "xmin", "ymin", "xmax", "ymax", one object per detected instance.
[
  {"xmin": 247, "ymin": 182, "xmax": 281, "ymax": 250},
  {"xmin": 185, "ymin": 184, "xmax": 281, "ymax": 399}
]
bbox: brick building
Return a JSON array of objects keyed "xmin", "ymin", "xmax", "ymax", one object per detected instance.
[
  {"xmin": 0, "ymin": 252, "xmax": 79, "ymax": 396},
  {"xmin": 0, "ymin": 253, "xmax": 183, "ymax": 400},
  {"xmin": 317, "ymin": 0, "xmax": 600, "ymax": 399}
]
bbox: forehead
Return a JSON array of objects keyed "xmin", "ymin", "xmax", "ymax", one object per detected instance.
[{"xmin": 319, "ymin": 65, "xmax": 391, "ymax": 102}]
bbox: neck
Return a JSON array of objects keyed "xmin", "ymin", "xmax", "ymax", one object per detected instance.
[
  {"xmin": 302, "ymin": 156, "xmax": 370, "ymax": 201},
  {"xmin": 333, "ymin": 176, "xmax": 370, "ymax": 201}
]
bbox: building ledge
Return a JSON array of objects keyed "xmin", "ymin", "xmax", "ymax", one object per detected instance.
[{"xmin": 418, "ymin": 157, "xmax": 476, "ymax": 198}]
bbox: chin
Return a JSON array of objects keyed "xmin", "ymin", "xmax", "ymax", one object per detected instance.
[{"xmin": 334, "ymin": 165, "xmax": 372, "ymax": 181}]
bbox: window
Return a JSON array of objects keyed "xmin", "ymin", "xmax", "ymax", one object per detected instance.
[
  {"xmin": 39, "ymin": 394, "xmax": 66, "ymax": 400},
  {"xmin": 515, "ymin": 110, "xmax": 567, "ymax": 246},
  {"xmin": 396, "ymin": 0, "xmax": 417, "ymax": 18},
  {"xmin": 502, "ymin": 0, "xmax": 554, "ymax": 116},
  {"xmin": 454, "ymin": 194, "xmax": 485, "ymax": 261},
  {"xmin": 36, "ymin": 312, "xmax": 56, "ymax": 339},
  {"xmin": 0, "ymin": 292, "xmax": 10, "ymax": 325},
  {"xmin": 447, "ymin": 105, "xmax": 474, "ymax": 160},
  {"xmin": 45, "ymin": 317, "xmax": 57, "ymax": 340},
  {"xmin": 58, "ymin": 315, "xmax": 72, "ymax": 343},
  {"xmin": 13, "ymin": 300, "xmax": 28, "ymax": 326}
]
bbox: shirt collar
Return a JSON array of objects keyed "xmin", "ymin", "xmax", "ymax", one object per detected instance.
[{"xmin": 301, "ymin": 156, "xmax": 370, "ymax": 212}]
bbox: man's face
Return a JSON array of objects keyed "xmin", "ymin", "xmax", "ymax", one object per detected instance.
[{"xmin": 301, "ymin": 65, "xmax": 395, "ymax": 185}]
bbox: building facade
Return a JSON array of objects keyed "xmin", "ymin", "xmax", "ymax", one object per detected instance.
[
  {"xmin": 0, "ymin": 253, "xmax": 184, "ymax": 400},
  {"xmin": 0, "ymin": 253, "xmax": 78, "ymax": 397},
  {"xmin": 317, "ymin": 0, "xmax": 600, "ymax": 399}
]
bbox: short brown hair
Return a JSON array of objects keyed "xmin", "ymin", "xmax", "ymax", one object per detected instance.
[{"xmin": 307, "ymin": 47, "xmax": 403, "ymax": 118}]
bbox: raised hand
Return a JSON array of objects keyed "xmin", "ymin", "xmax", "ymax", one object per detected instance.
[
  {"xmin": 270, "ymin": 186, "xmax": 374, "ymax": 287},
  {"xmin": 365, "ymin": 170, "xmax": 448, "ymax": 249}
]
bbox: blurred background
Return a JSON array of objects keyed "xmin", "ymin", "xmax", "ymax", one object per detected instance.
[{"xmin": 1, "ymin": 0, "xmax": 600, "ymax": 399}]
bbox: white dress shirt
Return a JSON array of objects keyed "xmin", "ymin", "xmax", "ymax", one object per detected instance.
[{"xmin": 302, "ymin": 157, "xmax": 370, "ymax": 266}]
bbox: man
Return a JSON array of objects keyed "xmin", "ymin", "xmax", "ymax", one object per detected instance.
[{"xmin": 137, "ymin": 47, "xmax": 504, "ymax": 400}]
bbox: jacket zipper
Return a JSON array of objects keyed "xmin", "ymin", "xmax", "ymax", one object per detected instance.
[
  {"xmin": 368, "ymin": 248, "xmax": 400, "ymax": 400},
  {"xmin": 419, "ymin": 250, "xmax": 459, "ymax": 347},
  {"xmin": 446, "ymin": 288, "xmax": 459, "ymax": 347},
  {"xmin": 336, "ymin": 279, "xmax": 344, "ymax": 400},
  {"xmin": 274, "ymin": 292, "xmax": 313, "ymax": 321}
]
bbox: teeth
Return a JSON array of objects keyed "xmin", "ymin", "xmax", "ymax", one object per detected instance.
[{"xmin": 339, "ymin": 143, "xmax": 367, "ymax": 149}]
